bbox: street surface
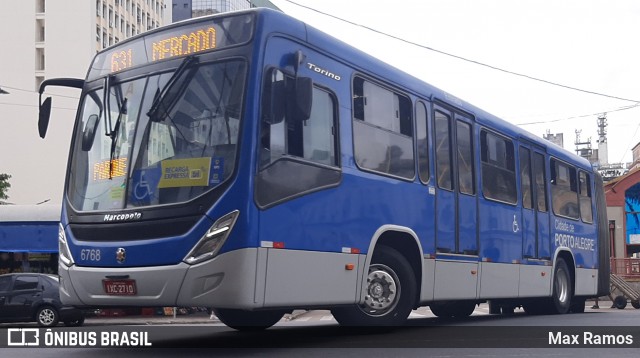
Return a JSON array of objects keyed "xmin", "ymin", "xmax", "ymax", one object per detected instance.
[{"xmin": 4, "ymin": 302, "xmax": 640, "ymax": 357}]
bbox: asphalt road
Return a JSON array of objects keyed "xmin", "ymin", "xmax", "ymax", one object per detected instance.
[{"xmin": 4, "ymin": 303, "xmax": 640, "ymax": 357}]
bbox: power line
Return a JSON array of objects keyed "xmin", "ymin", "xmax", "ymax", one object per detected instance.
[
  {"xmin": 280, "ymin": 0, "xmax": 640, "ymax": 104},
  {"xmin": 0, "ymin": 84, "xmax": 80, "ymax": 100},
  {"xmin": 516, "ymin": 103, "xmax": 640, "ymax": 126}
]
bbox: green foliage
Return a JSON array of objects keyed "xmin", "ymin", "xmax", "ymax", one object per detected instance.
[{"xmin": 0, "ymin": 173, "xmax": 11, "ymax": 201}]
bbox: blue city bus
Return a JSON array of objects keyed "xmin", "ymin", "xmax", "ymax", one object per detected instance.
[{"xmin": 38, "ymin": 8, "xmax": 609, "ymax": 329}]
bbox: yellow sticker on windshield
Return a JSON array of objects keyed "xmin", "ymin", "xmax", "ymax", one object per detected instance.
[{"xmin": 158, "ymin": 157, "xmax": 211, "ymax": 188}]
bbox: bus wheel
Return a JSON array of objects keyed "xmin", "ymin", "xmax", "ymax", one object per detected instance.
[
  {"xmin": 331, "ymin": 247, "xmax": 416, "ymax": 326},
  {"xmin": 550, "ymin": 259, "xmax": 572, "ymax": 314},
  {"xmin": 213, "ymin": 309, "xmax": 285, "ymax": 331}
]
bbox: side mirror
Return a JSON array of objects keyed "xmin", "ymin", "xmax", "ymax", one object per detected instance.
[
  {"xmin": 262, "ymin": 69, "xmax": 286, "ymax": 125},
  {"xmin": 38, "ymin": 97, "xmax": 52, "ymax": 139},
  {"xmin": 292, "ymin": 77, "xmax": 313, "ymax": 121},
  {"xmin": 81, "ymin": 114, "xmax": 100, "ymax": 151}
]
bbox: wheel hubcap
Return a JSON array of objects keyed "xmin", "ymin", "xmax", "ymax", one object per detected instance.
[
  {"xmin": 39, "ymin": 309, "xmax": 55, "ymax": 325},
  {"xmin": 362, "ymin": 264, "xmax": 399, "ymax": 316}
]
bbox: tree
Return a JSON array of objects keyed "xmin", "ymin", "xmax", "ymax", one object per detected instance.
[{"xmin": 0, "ymin": 173, "xmax": 11, "ymax": 201}]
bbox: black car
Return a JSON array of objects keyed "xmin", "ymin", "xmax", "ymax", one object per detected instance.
[{"xmin": 0, "ymin": 273, "xmax": 84, "ymax": 327}]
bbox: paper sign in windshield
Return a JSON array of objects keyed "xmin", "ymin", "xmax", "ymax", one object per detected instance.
[{"xmin": 158, "ymin": 157, "xmax": 211, "ymax": 188}]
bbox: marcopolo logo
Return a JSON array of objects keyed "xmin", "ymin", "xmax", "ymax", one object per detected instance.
[{"xmin": 104, "ymin": 212, "xmax": 142, "ymax": 222}]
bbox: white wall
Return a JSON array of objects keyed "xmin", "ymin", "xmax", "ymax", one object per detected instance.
[{"xmin": 0, "ymin": 0, "xmax": 94, "ymax": 205}]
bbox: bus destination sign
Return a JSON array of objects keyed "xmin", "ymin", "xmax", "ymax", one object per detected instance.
[{"xmin": 88, "ymin": 13, "xmax": 253, "ymax": 80}]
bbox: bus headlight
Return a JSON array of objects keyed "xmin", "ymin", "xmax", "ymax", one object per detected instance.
[
  {"xmin": 184, "ymin": 210, "xmax": 239, "ymax": 265},
  {"xmin": 59, "ymin": 223, "xmax": 75, "ymax": 266}
]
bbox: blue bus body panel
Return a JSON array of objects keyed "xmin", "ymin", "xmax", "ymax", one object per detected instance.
[{"xmin": 62, "ymin": 9, "xmax": 600, "ymax": 274}]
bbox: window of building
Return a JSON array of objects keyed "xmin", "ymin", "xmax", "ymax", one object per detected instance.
[
  {"xmin": 260, "ymin": 70, "xmax": 338, "ymax": 168},
  {"xmin": 550, "ymin": 159, "xmax": 579, "ymax": 219},
  {"xmin": 37, "ymin": 19, "xmax": 45, "ymax": 42},
  {"xmin": 352, "ymin": 76, "xmax": 414, "ymax": 179},
  {"xmin": 415, "ymin": 101, "xmax": 429, "ymax": 183},
  {"xmin": 36, "ymin": 48, "xmax": 45, "ymax": 71},
  {"xmin": 457, "ymin": 119, "xmax": 474, "ymax": 195},
  {"xmin": 520, "ymin": 147, "xmax": 533, "ymax": 209},
  {"xmin": 533, "ymin": 152, "xmax": 547, "ymax": 212},
  {"xmin": 579, "ymin": 171, "xmax": 593, "ymax": 223},
  {"xmin": 481, "ymin": 130, "xmax": 516, "ymax": 204}
]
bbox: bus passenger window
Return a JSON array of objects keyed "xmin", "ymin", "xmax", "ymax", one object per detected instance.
[
  {"xmin": 480, "ymin": 130, "xmax": 516, "ymax": 204},
  {"xmin": 352, "ymin": 76, "xmax": 414, "ymax": 179},
  {"xmin": 579, "ymin": 171, "xmax": 593, "ymax": 223},
  {"xmin": 550, "ymin": 159, "xmax": 579, "ymax": 219}
]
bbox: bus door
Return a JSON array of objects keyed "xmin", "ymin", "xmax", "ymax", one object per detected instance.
[
  {"xmin": 519, "ymin": 143, "xmax": 551, "ymax": 260},
  {"xmin": 518, "ymin": 143, "xmax": 552, "ymax": 296},
  {"xmin": 433, "ymin": 105, "xmax": 478, "ymax": 299}
]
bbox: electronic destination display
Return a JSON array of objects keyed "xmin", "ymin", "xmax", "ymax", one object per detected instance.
[{"xmin": 88, "ymin": 13, "xmax": 254, "ymax": 80}]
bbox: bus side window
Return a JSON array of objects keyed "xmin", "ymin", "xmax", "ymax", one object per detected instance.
[
  {"xmin": 352, "ymin": 76, "xmax": 414, "ymax": 179},
  {"xmin": 260, "ymin": 69, "xmax": 338, "ymax": 168},
  {"xmin": 480, "ymin": 130, "xmax": 516, "ymax": 204},
  {"xmin": 579, "ymin": 171, "xmax": 593, "ymax": 223},
  {"xmin": 550, "ymin": 159, "xmax": 579, "ymax": 219}
]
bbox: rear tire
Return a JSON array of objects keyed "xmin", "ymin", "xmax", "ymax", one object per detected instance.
[
  {"xmin": 549, "ymin": 259, "xmax": 572, "ymax": 314},
  {"xmin": 332, "ymin": 247, "xmax": 416, "ymax": 326},
  {"xmin": 213, "ymin": 309, "xmax": 285, "ymax": 331}
]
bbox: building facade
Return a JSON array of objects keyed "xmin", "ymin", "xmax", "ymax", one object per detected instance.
[
  {"xmin": 172, "ymin": 0, "xmax": 279, "ymax": 22},
  {"xmin": 0, "ymin": 0, "xmax": 169, "ymax": 206}
]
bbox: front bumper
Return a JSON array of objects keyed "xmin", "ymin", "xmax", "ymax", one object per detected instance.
[{"xmin": 59, "ymin": 248, "xmax": 260, "ymax": 309}]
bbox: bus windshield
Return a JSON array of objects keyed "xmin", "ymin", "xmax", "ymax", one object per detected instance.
[{"xmin": 67, "ymin": 60, "xmax": 247, "ymax": 211}]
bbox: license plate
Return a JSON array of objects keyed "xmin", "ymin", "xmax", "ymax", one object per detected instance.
[{"xmin": 102, "ymin": 279, "xmax": 137, "ymax": 296}]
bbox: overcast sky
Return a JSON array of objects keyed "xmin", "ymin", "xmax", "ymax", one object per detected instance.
[
  {"xmin": 2, "ymin": 0, "xmax": 640, "ymax": 205},
  {"xmin": 272, "ymin": 0, "xmax": 640, "ymax": 164}
]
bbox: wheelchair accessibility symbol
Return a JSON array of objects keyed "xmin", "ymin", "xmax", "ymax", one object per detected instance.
[
  {"xmin": 134, "ymin": 170, "xmax": 153, "ymax": 200},
  {"xmin": 512, "ymin": 214, "xmax": 519, "ymax": 233}
]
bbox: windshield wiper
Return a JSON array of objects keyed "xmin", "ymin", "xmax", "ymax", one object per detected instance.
[
  {"xmin": 108, "ymin": 97, "xmax": 127, "ymax": 179},
  {"xmin": 147, "ymin": 55, "xmax": 198, "ymax": 121}
]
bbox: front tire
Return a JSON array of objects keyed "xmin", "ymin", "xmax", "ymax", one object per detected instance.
[
  {"xmin": 36, "ymin": 306, "xmax": 59, "ymax": 327},
  {"xmin": 213, "ymin": 308, "xmax": 285, "ymax": 331},
  {"xmin": 332, "ymin": 247, "xmax": 416, "ymax": 326}
]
